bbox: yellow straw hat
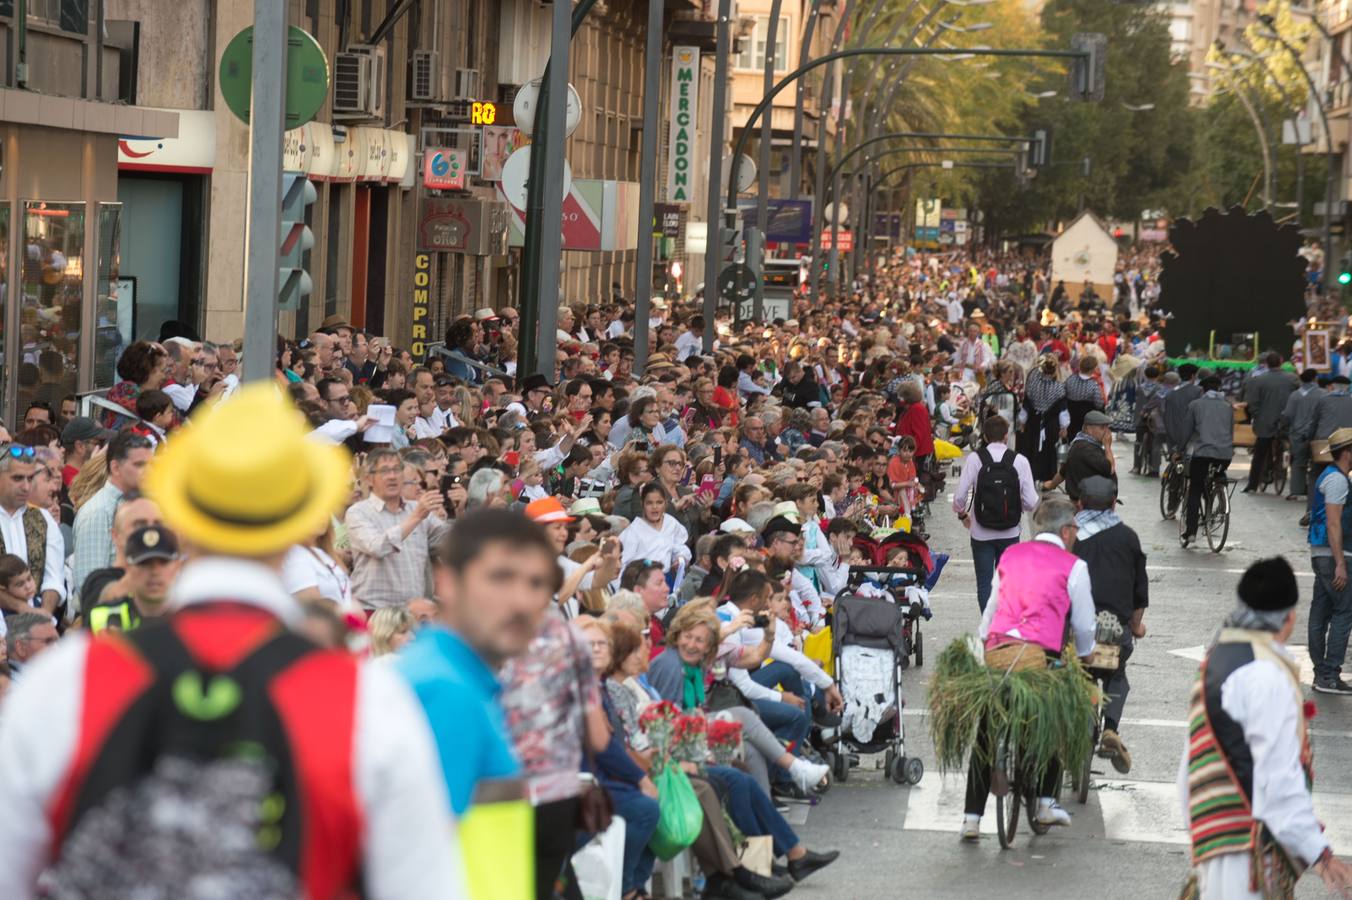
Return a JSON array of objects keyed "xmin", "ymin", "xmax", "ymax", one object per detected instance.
[{"xmin": 146, "ymin": 381, "xmax": 352, "ymax": 557}]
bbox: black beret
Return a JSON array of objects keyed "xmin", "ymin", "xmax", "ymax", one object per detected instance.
[{"xmin": 1237, "ymin": 557, "xmax": 1298, "ymax": 612}]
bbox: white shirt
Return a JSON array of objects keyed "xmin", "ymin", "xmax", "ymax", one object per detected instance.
[
  {"xmin": 163, "ymin": 382, "xmax": 197, "ymax": 413},
  {"xmin": 412, "ymin": 416, "xmax": 441, "ymax": 439},
  {"xmin": 674, "ymin": 331, "xmax": 703, "ymax": 362},
  {"xmin": 978, "ymin": 533, "xmax": 1096, "ymax": 657},
  {"xmin": 618, "ymin": 514, "xmax": 691, "ymax": 573},
  {"xmin": 431, "ymin": 405, "xmax": 459, "ymax": 433},
  {"xmin": 787, "ymin": 568, "xmax": 825, "ymax": 630},
  {"xmin": 1175, "ymin": 651, "xmax": 1329, "ymax": 869},
  {"xmin": 0, "ymin": 505, "xmax": 65, "ymax": 601},
  {"xmin": 281, "ymin": 544, "xmax": 355, "ymax": 611},
  {"xmin": 946, "ymin": 297, "xmax": 964, "ymax": 324}
]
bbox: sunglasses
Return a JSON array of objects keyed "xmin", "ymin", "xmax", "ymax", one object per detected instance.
[{"xmin": 4, "ymin": 445, "xmax": 35, "ymax": 459}]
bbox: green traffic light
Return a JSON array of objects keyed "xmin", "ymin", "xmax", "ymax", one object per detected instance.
[{"xmin": 1340, "ymin": 271, "xmax": 1351, "ymax": 286}]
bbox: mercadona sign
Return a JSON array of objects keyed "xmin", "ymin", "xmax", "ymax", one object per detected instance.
[{"xmin": 666, "ymin": 46, "xmax": 700, "ymax": 204}]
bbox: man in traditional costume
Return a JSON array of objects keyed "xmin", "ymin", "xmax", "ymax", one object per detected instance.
[{"xmin": 1177, "ymin": 556, "xmax": 1352, "ymax": 899}]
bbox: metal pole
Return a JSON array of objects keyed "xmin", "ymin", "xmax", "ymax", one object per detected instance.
[
  {"xmin": 751, "ymin": 0, "xmax": 785, "ymax": 321},
  {"xmin": 702, "ymin": 0, "xmax": 732, "ymax": 353},
  {"xmin": 790, "ymin": 0, "xmax": 824, "ymax": 200},
  {"xmin": 534, "ymin": 0, "xmax": 573, "ymax": 379},
  {"xmin": 518, "ymin": 0, "xmax": 598, "ymax": 381},
  {"xmin": 242, "ymin": 0, "xmax": 287, "ymax": 384},
  {"xmin": 633, "ymin": 0, "xmax": 663, "ymax": 372},
  {"xmin": 808, "ymin": 61, "xmax": 831, "ymax": 304}
]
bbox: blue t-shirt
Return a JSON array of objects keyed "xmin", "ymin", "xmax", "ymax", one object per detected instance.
[{"xmin": 394, "ymin": 626, "xmax": 521, "ymax": 815}]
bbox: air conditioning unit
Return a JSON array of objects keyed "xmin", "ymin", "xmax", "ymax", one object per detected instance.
[
  {"xmin": 410, "ymin": 49, "xmax": 441, "ymax": 102},
  {"xmin": 454, "ymin": 68, "xmax": 480, "ymax": 102},
  {"xmin": 333, "ymin": 44, "xmax": 386, "ymax": 121}
]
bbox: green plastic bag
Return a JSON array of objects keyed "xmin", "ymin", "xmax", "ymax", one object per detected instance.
[{"xmin": 649, "ymin": 764, "xmax": 704, "ymax": 861}]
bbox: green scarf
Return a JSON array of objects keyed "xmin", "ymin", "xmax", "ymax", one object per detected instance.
[{"xmin": 681, "ymin": 663, "xmax": 705, "ymax": 711}]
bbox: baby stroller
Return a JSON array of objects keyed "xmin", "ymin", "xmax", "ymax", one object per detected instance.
[
  {"xmin": 850, "ymin": 529, "xmax": 943, "ymax": 666},
  {"xmin": 819, "ymin": 563, "xmax": 930, "ymax": 787}
]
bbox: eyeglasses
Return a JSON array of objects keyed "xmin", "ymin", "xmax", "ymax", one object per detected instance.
[
  {"xmin": 4, "ymin": 445, "xmax": 35, "ymax": 459},
  {"xmin": 192, "ymin": 358, "xmax": 219, "ymax": 370},
  {"xmin": 662, "ymin": 458, "xmax": 685, "ymax": 468},
  {"xmin": 374, "ymin": 466, "xmax": 403, "ymax": 476},
  {"xmin": 333, "ymin": 395, "xmax": 354, "ymax": 405}
]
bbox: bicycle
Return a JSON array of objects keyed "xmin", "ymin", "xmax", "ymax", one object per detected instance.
[
  {"xmin": 1179, "ymin": 461, "xmax": 1236, "ymax": 553},
  {"xmin": 1159, "ymin": 454, "xmax": 1186, "ymax": 520},
  {"xmin": 1256, "ymin": 434, "xmax": 1290, "ymax": 495},
  {"xmin": 992, "ymin": 729, "xmax": 1064, "ymax": 849}
]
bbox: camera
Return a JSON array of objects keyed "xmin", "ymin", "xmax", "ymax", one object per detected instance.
[{"xmin": 752, "ymin": 613, "xmax": 771, "ymax": 629}]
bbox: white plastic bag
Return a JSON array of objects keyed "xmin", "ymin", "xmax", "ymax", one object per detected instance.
[{"xmin": 572, "ymin": 814, "xmax": 626, "ymax": 900}]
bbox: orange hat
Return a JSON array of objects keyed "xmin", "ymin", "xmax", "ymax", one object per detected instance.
[{"xmin": 525, "ymin": 496, "xmax": 575, "ymax": 524}]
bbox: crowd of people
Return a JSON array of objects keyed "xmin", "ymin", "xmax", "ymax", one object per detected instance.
[{"xmin": 0, "ymin": 245, "xmax": 1347, "ymax": 900}]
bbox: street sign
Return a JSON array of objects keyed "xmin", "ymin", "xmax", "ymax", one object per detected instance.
[
  {"xmin": 220, "ymin": 26, "xmax": 329, "ymax": 128},
  {"xmin": 512, "ymin": 80, "xmax": 582, "ymax": 139},
  {"xmin": 719, "ymin": 263, "xmax": 758, "ymax": 305},
  {"xmin": 666, "ymin": 46, "xmax": 701, "ymax": 203},
  {"xmin": 654, "ymin": 203, "xmax": 682, "ymax": 238},
  {"xmin": 498, "ymin": 145, "xmax": 572, "ymax": 207},
  {"xmin": 423, "ymin": 147, "xmax": 467, "ymax": 191},
  {"xmin": 820, "ymin": 230, "xmax": 854, "ymax": 252}
]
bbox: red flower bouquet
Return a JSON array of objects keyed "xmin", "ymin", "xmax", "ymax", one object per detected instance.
[
  {"xmin": 707, "ymin": 717, "xmax": 744, "ymax": 766},
  {"xmin": 673, "ymin": 714, "xmax": 709, "ymax": 763},
  {"xmin": 640, "ymin": 700, "xmax": 681, "ymax": 760}
]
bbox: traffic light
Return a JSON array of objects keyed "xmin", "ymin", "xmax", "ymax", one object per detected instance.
[
  {"xmin": 279, "ymin": 171, "xmax": 316, "ymax": 311},
  {"xmin": 1070, "ymin": 33, "xmax": 1107, "ymax": 102},
  {"xmin": 1338, "ymin": 253, "xmax": 1352, "ymax": 286},
  {"xmin": 1030, "ymin": 128, "xmax": 1052, "ymax": 168}
]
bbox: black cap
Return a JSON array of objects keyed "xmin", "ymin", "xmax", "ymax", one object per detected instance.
[
  {"xmin": 61, "ymin": 416, "xmax": 115, "ymax": 445},
  {"xmin": 125, "ymin": 525, "xmax": 180, "ymax": 565},
  {"xmin": 761, "ymin": 516, "xmax": 802, "ymax": 540},
  {"xmin": 1078, "ymin": 475, "xmax": 1118, "ymax": 510},
  {"xmin": 1332, "ymin": 374, "xmax": 1351, "ymax": 386},
  {"xmin": 1237, "ymin": 557, "xmax": 1298, "ymax": 612},
  {"xmin": 522, "ymin": 373, "xmax": 553, "ymax": 393}
]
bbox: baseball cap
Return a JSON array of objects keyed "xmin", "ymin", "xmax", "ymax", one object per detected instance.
[
  {"xmin": 525, "ymin": 496, "xmax": 574, "ymax": 524},
  {"xmin": 62, "ymin": 416, "xmax": 115, "ymax": 445},
  {"xmin": 125, "ymin": 524, "xmax": 180, "ymax": 565}
]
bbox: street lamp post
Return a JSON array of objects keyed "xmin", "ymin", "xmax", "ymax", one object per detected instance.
[
  {"xmin": 632, "ymin": 0, "xmax": 664, "ymax": 372},
  {"xmin": 701, "ymin": 0, "xmax": 733, "ymax": 353},
  {"xmin": 1259, "ymin": 17, "xmax": 1336, "ymax": 290}
]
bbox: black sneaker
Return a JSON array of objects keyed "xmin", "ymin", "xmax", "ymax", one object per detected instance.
[{"xmin": 1313, "ymin": 678, "xmax": 1352, "ymax": 695}]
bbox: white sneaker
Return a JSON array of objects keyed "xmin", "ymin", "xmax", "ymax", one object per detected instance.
[
  {"xmin": 1034, "ymin": 798, "xmax": 1071, "ymax": 827},
  {"xmin": 789, "ymin": 758, "xmax": 829, "ymax": 793},
  {"xmin": 959, "ymin": 815, "xmax": 981, "ymax": 842}
]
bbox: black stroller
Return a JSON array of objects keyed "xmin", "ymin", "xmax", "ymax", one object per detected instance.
[{"xmin": 818, "ymin": 565, "xmax": 927, "ymax": 787}]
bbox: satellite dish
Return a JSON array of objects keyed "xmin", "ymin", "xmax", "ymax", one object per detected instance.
[
  {"xmin": 499, "ymin": 146, "xmax": 572, "ymax": 210},
  {"xmin": 513, "ymin": 80, "xmax": 583, "ymax": 140}
]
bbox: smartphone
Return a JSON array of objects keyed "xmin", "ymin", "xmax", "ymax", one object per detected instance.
[
  {"xmin": 712, "ymin": 445, "xmax": 723, "ymax": 471},
  {"xmin": 698, "ymin": 474, "xmax": 718, "ymax": 498},
  {"xmin": 752, "ymin": 613, "xmax": 771, "ymax": 629}
]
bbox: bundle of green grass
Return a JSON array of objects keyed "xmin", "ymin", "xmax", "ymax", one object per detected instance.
[{"xmin": 929, "ymin": 637, "xmax": 1102, "ymax": 781}]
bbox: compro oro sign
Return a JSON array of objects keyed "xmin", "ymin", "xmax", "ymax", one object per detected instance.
[
  {"xmin": 666, "ymin": 46, "xmax": 700, "ymax": 204},
  {"xmin": 411, "ymin": 253, "xmax": 432, "ymax": 361}
]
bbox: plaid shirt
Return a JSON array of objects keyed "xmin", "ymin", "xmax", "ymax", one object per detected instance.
[
  {"xmin": 344, "ymin": 494, "xmax": 440, "ymax": 609},
  {"xmin": 71, "ymin": 481, "xmax": 122, "ymax": 608}
]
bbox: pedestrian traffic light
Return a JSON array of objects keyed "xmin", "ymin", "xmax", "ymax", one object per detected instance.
[
  {"xmin": 1338, "ymin": 253, "xmax": 1352, "ymax": 286},
  {"xmin": 279, "ymin": 171, "xmax": 316, "ymax": 311}
]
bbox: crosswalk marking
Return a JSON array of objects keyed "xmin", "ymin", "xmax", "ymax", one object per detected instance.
[
  {"xmin": 898, "ymin": 772, "xmax": 1352, "ymax": 848},
  {"xmin": 898, "ymin": 708, "xmax": 1352, "ymax": 739}
]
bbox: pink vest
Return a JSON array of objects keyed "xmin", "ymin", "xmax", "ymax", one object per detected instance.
[{"xmin": 986, "ymin": 540, "xmax": 1078, "ymax": 653}]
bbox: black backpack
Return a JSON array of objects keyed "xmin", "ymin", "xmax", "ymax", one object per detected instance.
[{"xmin": 974, "ymin": 447, "xmax": 1022, "ymax": 529}]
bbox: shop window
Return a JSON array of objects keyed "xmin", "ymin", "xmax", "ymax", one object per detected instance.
[
  {"xmin": 94, "ymin": 203, "xmax": 123, "ymax": 390},
  {"xmin": 19, "ymin": 201, "xmax": 85, "ymax": 417}
]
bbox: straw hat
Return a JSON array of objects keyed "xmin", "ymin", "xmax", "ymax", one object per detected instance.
[{"xmin": 145, "ymin": 382, "xmax": 352, "ymax": 557}]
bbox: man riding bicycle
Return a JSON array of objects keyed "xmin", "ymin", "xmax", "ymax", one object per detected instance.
[
  {"xmin": 1180, "ymin": 375, "xmax": 1234, "ymax": 548},
  {"xmin": 961, "ymin": 498, "xmax": 1097, "ymax": 841}
]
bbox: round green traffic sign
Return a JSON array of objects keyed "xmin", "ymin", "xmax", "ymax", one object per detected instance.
[{"xmin": 220, "ymin": 26, "xmax": 330, "ymax": 129}]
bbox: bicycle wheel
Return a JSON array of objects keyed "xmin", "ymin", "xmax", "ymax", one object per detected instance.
[
  {"xmin": 1273, "ymin": 444, "xmax": 1289, "ymax": 495},
  {"xmin": 994, "ymin": 739, "xmax": 1020, "ymax": 850},
  {"xmin": 1159, "ymin": 472, "xmax": 1174, "ymax": 519},
  {"xmin": 1205, "ymin": 484, "xmax": 1230, "ymax": 553}
]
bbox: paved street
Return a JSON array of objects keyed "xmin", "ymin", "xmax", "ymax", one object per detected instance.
[{"xmin": 791, "ymin": 439, "xmax": 1352, "ymax": 898}]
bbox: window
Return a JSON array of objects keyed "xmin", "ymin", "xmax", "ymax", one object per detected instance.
[
  {"xmin": 1169, "ymin": 18, "xmax": 1189, "ymax": 43},
  {"xmin": 27, "ymin": 0, "xmax": 89, "ymax": 33},
  {"xmin": 736, "ymin": 17, "xmax": 789, "ymax": 73}
]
